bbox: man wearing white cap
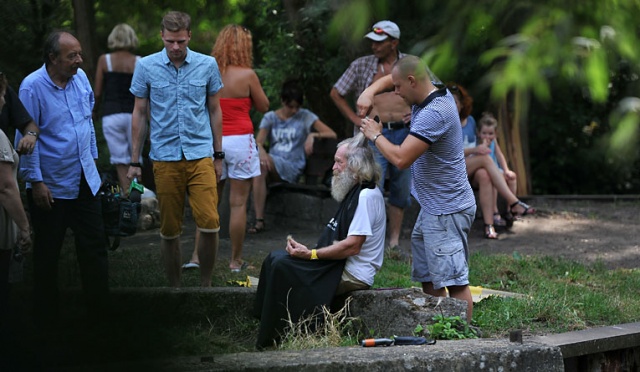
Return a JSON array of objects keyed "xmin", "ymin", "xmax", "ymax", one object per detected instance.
[{"xmin": 330, "ymin": 20, "xmax": 411, "ymax": 257}]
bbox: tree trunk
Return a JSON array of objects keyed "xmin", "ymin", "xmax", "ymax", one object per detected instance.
[
  {"xmin": 72, "ymin": 0, "xmax": 97, "ymax": 85},
  {"xmin": 497, "ymin": 90, "xmax": 531, "ymax": 196}
]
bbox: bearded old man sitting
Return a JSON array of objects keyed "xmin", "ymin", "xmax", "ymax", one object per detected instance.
[{"xmin": 254, "ymin": 133, "xmax": 387, "ymax": 349}]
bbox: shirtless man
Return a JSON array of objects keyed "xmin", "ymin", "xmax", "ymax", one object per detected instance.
[{"xmin": 330, "ymin": 20, "xmax": 410, "ymax": 255}]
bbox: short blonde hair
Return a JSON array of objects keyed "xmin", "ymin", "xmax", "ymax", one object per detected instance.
[
  {"xmin": 108, "ymin": 23, "xmax": 139, "ymax": 51},
  {"xmin": 478, "ymin": 112, "xmax": 498, "ymax": 131},
  {"xmin": 211, "ymin": 24, "xmax": 253, "ymax": 74}
]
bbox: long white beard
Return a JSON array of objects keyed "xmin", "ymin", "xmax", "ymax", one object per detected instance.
[{"xmin": 331, "ymin": 170, "xmax": 357, "ymax": 202}]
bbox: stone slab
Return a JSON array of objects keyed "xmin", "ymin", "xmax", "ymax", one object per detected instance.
[
  {"xmin": 89, "ymin": 338, "xmax": 563, "ymax": 371},
  {"xmin": 531, "ymin": 322, "xmax": 640, "ymax": 358}
]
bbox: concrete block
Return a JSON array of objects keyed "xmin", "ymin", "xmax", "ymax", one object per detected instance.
[
  {"xmin": 348, "ymin": 288, "xmax": 468, "ymax": 337},
  {"xmin": 204, "ymin": 338, "xmax": 564, "ymax": 371},
  {"xmin": 532, "ymin": 322, "xmax": 640, "ymax": 358}
]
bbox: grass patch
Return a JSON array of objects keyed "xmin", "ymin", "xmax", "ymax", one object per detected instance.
[
  {"xmin": 469, "ymin": 252, "xmax": 640, "ymax": 337},
  {"xmin": 9, "ymin": 234, "xmax": 640, "ymax": 363}
]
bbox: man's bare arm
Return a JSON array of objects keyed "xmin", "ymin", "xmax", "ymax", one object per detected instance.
[
  {"xmin": 127, "ymin": 96, "xmax": 148, "ymax": 180},
  {"xmin": 207, "ymin": 92, "xmax": 223, "ymax": 153},
  {"xmin": 356, "ymin": 75, "xmax": 394, "ymax": 117},
  {"xmin": 360, "ymin": 116, "xmax": 428, "ymax": 169}
]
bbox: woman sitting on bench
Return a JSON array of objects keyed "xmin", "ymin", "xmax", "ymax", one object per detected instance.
[{"xmin": 251, "ymin": 79, "xmax": 337, "ymax": 233}]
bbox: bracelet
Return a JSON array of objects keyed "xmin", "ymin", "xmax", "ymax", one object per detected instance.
[
  {"xmin": 310, "ymin": 249, "xmax": 319, "ymax": 260},
  {"xmin": 26, "ymin": 131, "xmax": 39, "ymax": 138},
  {"xmin": 372, "ymin": 133, "xmax": 383, "ymax": 144},
  {"xmin": 129, "ymin": 162, "xmax": 142, "ymax": 168}
]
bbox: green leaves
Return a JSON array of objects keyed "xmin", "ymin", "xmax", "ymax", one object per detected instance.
[{"xmin": 427, "ymin": 315, "xmax": 478, "ymax": 340}]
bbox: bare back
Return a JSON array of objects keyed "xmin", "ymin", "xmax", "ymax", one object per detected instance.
[
  {"xmin": 106, "ymin": 50, "xmax": 137, "ymax": 74},
  {"xmin": 221, "ymin": 65, "xmax": 269, "ymax": 113}
]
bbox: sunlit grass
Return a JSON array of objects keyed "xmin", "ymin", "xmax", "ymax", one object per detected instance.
[
  {"xmin": 372, "ymin": 250, "xmax": 640, "ymax": 338},
  {"xmin": 470, "ymin": 252, "xmax": 640, "ymax": 336}
]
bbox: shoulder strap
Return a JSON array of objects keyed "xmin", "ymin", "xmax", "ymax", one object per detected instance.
[{"xmin": 105, "ymin": 53, "xmax": 113, "ymax": 72}]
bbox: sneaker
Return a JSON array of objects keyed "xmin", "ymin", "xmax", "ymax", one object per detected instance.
[{"xmin": 182, "ymin": 262, "xmax": 199, "ymax": 270}]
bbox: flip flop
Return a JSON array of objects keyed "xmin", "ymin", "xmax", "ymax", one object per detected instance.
[
  {"xmin": 247, "ymin": 219, "xmax": 265, "ymax": 234},
  {"xmin": 229, "ymin": 262, "xmax": 249, "ymax": 273},
  {"xmin": 182, "ymin": 262, "xmax": 199, "ymax": 270}
]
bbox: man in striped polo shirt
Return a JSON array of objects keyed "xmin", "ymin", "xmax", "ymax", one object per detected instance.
[{"xmin": 357, "ymin": 55, "xmax": 476, "ymax": 321}]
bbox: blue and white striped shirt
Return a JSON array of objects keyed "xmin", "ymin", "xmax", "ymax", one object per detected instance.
[{"xmin": 409, "ymin": 88, "xmax": 475, "ymax": 215}]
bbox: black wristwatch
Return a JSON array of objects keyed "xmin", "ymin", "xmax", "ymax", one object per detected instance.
[{"xmin": 213, "ymin": 151, "xmax": 225, "ymax": 160}]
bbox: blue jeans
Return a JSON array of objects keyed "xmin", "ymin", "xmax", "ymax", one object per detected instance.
[{"xmin": 370, "ymin": 127, "xmax": 412, "ymax": 208}]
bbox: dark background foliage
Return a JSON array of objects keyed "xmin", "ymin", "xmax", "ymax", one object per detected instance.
[{"xmin": 1, "ymin": 0, "xmax": 639, "ymax": 194}]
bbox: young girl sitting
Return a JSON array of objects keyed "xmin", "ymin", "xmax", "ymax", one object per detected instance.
[{"xmin": 477, "ymin": 112, "xmax": 518, "ymax": 228}]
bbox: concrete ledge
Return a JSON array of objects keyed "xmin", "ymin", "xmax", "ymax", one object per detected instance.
[
  {"xmin": 210, "ymin": 339, "xmax": 564, "ymax": 372},
  {"xmin": 532, "ymin": 322, "xmax": 640, "ymax": 358},
  {"xmin": 95, "ymin": 338, "xmax": 564, "ymax": 371}
]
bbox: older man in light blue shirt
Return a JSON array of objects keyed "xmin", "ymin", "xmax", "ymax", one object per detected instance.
[
  {"xmin": 127, "ymin": 11, "xmax": 224, "ymax": 287},
  {"xmin": 17, "ymin": 30, "xmax": 109, "ymax": 326}
]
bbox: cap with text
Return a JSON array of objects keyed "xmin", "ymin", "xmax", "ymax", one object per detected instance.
[{"xmin": 364, "ymin": 20, "xmax": 400, "ymax": 41}]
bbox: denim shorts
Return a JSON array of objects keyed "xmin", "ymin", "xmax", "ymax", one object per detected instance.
[
  {"xmin": 370, "ymin": 127, "xmax": 411, "ymax": 208},
  {"xmin": 411, "ymin": 205, "xmax": 476, "ymax": 289}
]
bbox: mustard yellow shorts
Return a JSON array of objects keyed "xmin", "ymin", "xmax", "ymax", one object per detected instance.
[{"xmin": 153, "ymin": 158, "xmax": 220, "ymax": 239}]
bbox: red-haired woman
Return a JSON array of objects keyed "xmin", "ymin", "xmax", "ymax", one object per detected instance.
[{"xmin": 184, "ymin": 25, "xmax": 269, "ymax": 272}]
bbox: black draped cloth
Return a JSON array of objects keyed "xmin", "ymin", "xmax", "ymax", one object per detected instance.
[{"xmin": 254, "ymin": 182, "xmax": 374, "ymax": 349}]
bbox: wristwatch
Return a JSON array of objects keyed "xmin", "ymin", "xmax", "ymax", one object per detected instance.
[
  {"xmin": 26, "ymin": 131, "xmax": 39, "ymax": 138},
  {"xmin": 213, "ymin": 151, "xmax": 225, "ymax": 160}
]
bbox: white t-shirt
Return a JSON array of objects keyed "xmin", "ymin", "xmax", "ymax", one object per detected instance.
[{"xmin": 344, "ymin": 187, "xmax": 386, "ymax": 286}]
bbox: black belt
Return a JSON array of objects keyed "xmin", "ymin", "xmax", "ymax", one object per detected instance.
[{"xmin": 382, "ymin": 120, "xmax": 410, "ymax": 130}]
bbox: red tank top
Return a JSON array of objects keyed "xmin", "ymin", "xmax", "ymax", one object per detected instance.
[{"xmin": 220, "ymin": 97, "xmax": 254, "ymax": 136}]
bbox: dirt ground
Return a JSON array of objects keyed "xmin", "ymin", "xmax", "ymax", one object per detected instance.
[
  {"xmin": 467, "ymin": 198, "xmax": 640, "ymax": 270},
  {"xmin": 150, "ymin": 198, "xmax": 640, "ymax": 272}
]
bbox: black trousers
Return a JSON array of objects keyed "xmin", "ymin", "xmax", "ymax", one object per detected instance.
[{"xmin": 27, "ymin": 175, "xmax": 109, "ymax": 324}]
